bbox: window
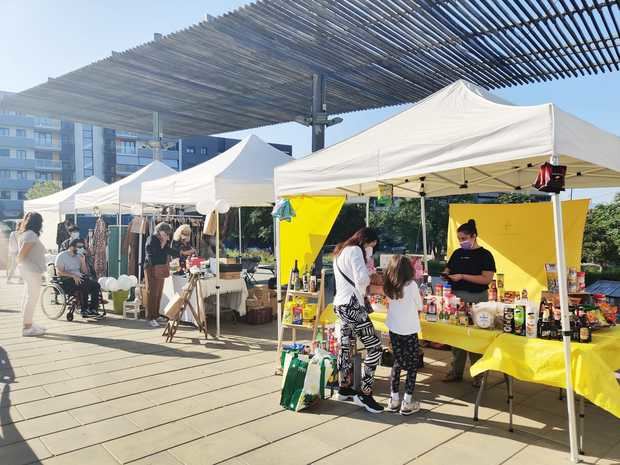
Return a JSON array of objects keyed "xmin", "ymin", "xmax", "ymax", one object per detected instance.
[
  {"xmin": 0, "ymin": 191, "xmax": 10, "ymax": 200},
  {"xmin": 0, "ymin": 148, "xmax": 9, "ymax": 157},
  {"xmin": 17, "ymin": 192, "xmax": 27, "ymax": 200},
  {"xmin": 36, "ymin": 172, "xmax": 53, "ymax": 181},
  {"xmin": 0, "ymin": 128, "xmax": 9, "ymax": 136},
  {"xmin": 16, "ymin": 129, "xmax": 26, "ymax": 137},
  {"xmin": 200, "ymin": 147, "xmax": 207, "ymax": 155},
  {"xmin": 16, "ymin": 170, "xmax": 29, "ymax": 180},
  {"xmin": 116, "ymin": 139, "xmax": 136, "ymax": 154},
  {"xmin": 16, "ymin": 150, "xmax": 26, "ymax": 160},
  {"xmin": 35, "ymin": 132, "xmax": 53, "ymax": 145},
  {"xmin": 0, "ymin": 170, "xmax": 10, "ymax": 178},
  {"xmin": 84, "ymin": 168, "xmax": 94, "ymax": 177},
  {"xmin": 186, "ymin": 146, "xmax": 195, "ymax": 154},
  {"xmin": 35, "ymin": 151, "xmax": 52, "ymax": 160}
]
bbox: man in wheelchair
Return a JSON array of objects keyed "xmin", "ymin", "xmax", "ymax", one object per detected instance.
[{"xmin": 55, "ymin": 238, "xmax": 102, "ymax": 319}]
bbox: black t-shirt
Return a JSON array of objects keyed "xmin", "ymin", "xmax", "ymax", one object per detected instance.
[{"xmin": 447, "ymin": 247, "xmax": 496, "ymax": 293}]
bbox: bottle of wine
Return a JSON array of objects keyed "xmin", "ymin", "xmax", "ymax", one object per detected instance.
[
  {"xmin": 302, "ymin": 265, "xmax": 309, "ymax": 292},
  {"xmin": 578, "ymin": 308, "xmax": 592, "ymax": 343},
  {"xmin": 291, "ymin": 260, "xmax": 300, "ymax": 291},
  {"xmin": 309, "ymin": 264, "xmax": 317, "ymax": 293}
]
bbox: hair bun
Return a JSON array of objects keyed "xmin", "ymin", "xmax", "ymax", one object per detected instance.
[{"xmin": 467, "ymin": 219, "xmax": 476, "ymax": 226}]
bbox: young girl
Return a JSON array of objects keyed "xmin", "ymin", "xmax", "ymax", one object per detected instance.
[{"xmin": 383, "ymin": 255, "xmax": 422, "ymax": 415}]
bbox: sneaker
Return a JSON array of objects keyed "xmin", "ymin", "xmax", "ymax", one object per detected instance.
[
  {"xmin": 23, "ymin": 325, "xmax": 46, "ymax": 337},
  {"xmin": 386, "ymin": 397, "xmax": 401, "ymax": 413},
  {"xmin": 353, "ymin": 394, "xmax": 384, "ymax": 414},
  {"xmin": 337, "ymin": 386, "xmax": 357, "ymax": 402},
  {"xmin": 442, "ymin": 373, "xmax": 463, "ymax": 383},
  {"xmin": 156, "ymin": 316, "xmax": 167, "ymax": 323},
  {"xmin": 147, "ymin": 319, "xmax": 160, "ymax": 328},
  {"xmin": 400, "ymin": 398, "xmax": 421, "ymax": 416},
  {"xmin": 87, "ymin": 308, "xmax": 101, "ymax": 317},
  {"xmin": 81, "ymin": 310, "xmax": 90, "ymax": 318}
]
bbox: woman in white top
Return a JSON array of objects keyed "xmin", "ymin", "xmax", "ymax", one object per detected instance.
[
  {"xmin": 16, "ymin": 212, "xmax": 47, "ymax": 337},
  {"xmin": 333, "ymin": 227, "xmax": 383, "ymax": 414},
  {"xmin": 384, "ymin": 255, "xmax": 422, "ymax": 415}
]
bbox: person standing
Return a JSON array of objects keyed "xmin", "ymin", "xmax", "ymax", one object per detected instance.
[
  {"xmin": 171, "ymin": 224, "xmax": 196, "ymax": 271},
  {"xmin": 7, "ymin": 222, "xmax": 21, "ymax": 284},
  {"xmin": 333, "ymin": 227, "xmax": 383, "ymax": 413},
  {"xmin": 144, "ymin": 222, "xmax": 178, "ymax": 328},
  {"xmin": 443, "ymin": 219, "xmax": 496, "ymax": 386},
  {"xmin": 16, "ymin": 213, "xmax": 47, "ymax": 337},
  {"xmin": 383, "ymin": 255, "xmax": 422, "ymax": 415}
]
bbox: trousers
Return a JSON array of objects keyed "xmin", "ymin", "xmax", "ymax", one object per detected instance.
[
  {"xmin": 21, "ymin": 270, "xmax": 42, "ymax": 326},
  {"xmin": 144, "ymin": 266, "xmax": 165, "ymax": 320},
  {"xmin": 335, "ymin": 296, "xmax": 382, "ymax": 394},
  {"xmin": 389, "ymin": 332, "xmax": 420, "ymax": 396}
]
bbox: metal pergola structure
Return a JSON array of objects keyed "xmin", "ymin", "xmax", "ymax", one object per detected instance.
[{"xmin": 2, "ymin": 0, "xmax": 619, "ymax": 149}]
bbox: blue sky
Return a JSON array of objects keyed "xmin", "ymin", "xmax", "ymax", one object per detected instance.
[{"xmin": 3, "ymin": 0, "xmax": 619, "ymax": 203}]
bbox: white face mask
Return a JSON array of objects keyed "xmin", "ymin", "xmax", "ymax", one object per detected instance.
[
  {"xmin": 365, "ymin": 246, "xmax": 374, "ymax": 260},
  {"xmin": 71, "ymin": 232, "xmax": 80, "ymax": 239}
]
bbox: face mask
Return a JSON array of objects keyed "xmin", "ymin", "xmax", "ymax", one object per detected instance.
[
  {"xmin": 365, "ymin": 246, "xmax": 373, "ymax": 260},
  {"xmin": 76, "ymin": 247, "xmax": 85, "ymax": 256},
  {"xmin": 71, "ymin": 232, "xmax": 80, "ymax": 239},
  {"xmin": 460, "ymin": 239, "xmax": 473, "ymax": 250}
]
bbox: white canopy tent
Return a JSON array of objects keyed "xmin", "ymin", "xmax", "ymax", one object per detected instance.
[
  {"xmin": 75, "ymin": 160, "xmax": 177, "ymax": 214},
  {"xmin": 23, "ymin": 176, "xmax": 108, "ymax": 251},
  {"xmin": 141, "ymin": 134, "xmax": 292, "ymax": 337},
  {"xmin": 274, "ymin": 80, "xmax": 620, "ymax": 463}
]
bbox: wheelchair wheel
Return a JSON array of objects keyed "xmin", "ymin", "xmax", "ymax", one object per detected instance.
[
  {"xmin": 40, "ymin": 284, "xmax": 67, "ymax": 320},
  {"xmin": 66, "ymin": 312, "xmax": 74, "ymax": 322}
]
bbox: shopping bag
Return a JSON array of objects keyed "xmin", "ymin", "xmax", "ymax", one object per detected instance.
[{"xmin": 280, "ymin": 354, "xmax": 309, "ymax": 411}]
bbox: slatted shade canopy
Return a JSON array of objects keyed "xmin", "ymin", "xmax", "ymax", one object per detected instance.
[{"xmin": 2, "ymin": 0, "xmax": 619, "ymax": 137}]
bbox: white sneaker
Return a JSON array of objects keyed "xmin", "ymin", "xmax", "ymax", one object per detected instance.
[
  {"xmin": 156, "ymin": 316, "xmax": 167, "ymax": 323},
  {"xmin": 23, "ymin": 325, "xmax": 46, "ymax": 337},
  {"xmin": 386, "ymin": 397, "xmax": 401, "ymax": 413},
  {"xmin": 400, "ymin": 398, "xmax": 421, "ymax": 416},
  {"xmin": 147, "ymin": 319, "xmax": 160, "ymax": 328}
]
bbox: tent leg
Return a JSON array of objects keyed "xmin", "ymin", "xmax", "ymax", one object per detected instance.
[
  {"xmin": 420, "ymin": 195, "xmax": 429, "ymax": 273},
  {"xmin": 551, "ymin": 191, "xmax": 580, "ymax": 464},
  {"xmin": 216, "ymin": 213, "xmax": 221, "ymax": 339},
  {"xmin": 117, "ymin": 204, "xmax": 122, "ymax": 279},
  {"xmin": 365, "ymin": 197, "xmax": 370, "ymax": 227},
  {"xmin": 275, "ymin": 217, "xmax": 283, "ymax": 373},
  {"xmin": 238, "ymin": 207, "xmax": 242, "ymax": 254}
]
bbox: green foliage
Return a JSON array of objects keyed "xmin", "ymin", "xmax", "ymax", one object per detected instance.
[
  {"xmin": 495, "ymin": 192, "xmax": 548, "ymax": 203},
  {"xmin": 25, "ymin": 181, "xmax": 62, "ymax": 200},
  {"xmin": 582, "ymin": 194, "xmax": 620, "ymax": 267},
  {"xmin": 225, "ymin": 248, "xmax": 275, "ymax": 264},
  {"xmin": 326, "ymin": 204, "xmax": 366, "ymax": 246},
  {"xmin": 227, "ymin": 207, "xmax": 274, "ymax": 250}
]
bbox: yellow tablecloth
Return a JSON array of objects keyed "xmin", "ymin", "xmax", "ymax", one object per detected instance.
[
  {"xmin": 369, "ymin": 313, "xmax": 501, "ymax": 354},
  {"xmin": 471, "ymin": 326, "xmax": 620, "ymax": 418}
]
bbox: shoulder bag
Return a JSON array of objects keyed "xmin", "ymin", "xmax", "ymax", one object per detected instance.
[{"xmin": 335, "ymin": 255, "xmax": 373, "ymax": 314}]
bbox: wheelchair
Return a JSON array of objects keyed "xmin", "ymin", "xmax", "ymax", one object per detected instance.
[{"xmin": 40, "ymin": 263, "xmax": 106, "ymax": 321}]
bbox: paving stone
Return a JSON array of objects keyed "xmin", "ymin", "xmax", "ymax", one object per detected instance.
[
  {"xmin": 0, "ymin": 437, "xmax": 52, "ymax": 465},
  {"xmin": 39, "ymin": 445, "xmax": 120, "ymax": 465}
]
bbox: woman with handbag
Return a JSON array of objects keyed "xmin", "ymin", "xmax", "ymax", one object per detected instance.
[
  {"xmin": 333, "ymin": 227, "xmax": 383, "ymax": 413},
  {"xmin": 144, "ymin": 222, "xmax": 179, "ymax": 328}
]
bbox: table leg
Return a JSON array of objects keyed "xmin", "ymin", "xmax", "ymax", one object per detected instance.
[
  {"xmin": 506, "ymin": 374, "xmax": 514, "ymax": 432},
  {"xmin": 473, "ymin": 371, "xmax": 488, "ymax": 422},
  {"xmin": 579, "ymin": 395, "xmax": 585, "ymax": 455},
  {"xmin": 559, "ymin": 388, "xmax": 564, "ymax": 401}
]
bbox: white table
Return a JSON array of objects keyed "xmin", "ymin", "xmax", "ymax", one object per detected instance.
[{"xmin": 160, "ymin": 274, "xmax": 248, "ymax": 325}]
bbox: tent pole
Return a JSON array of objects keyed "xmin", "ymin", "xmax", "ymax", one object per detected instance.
[
  {"xmin": 550, "ymin": 158, "xmax": 579, "ymax": 463},
  {"xmin": 238, "ymin": 207, "xmax": 242, "ymax": 254},
  {"xmin": 216, "ymin": 212, "xmax": 221, "ymax": 339},
  {"xmin": 365, "ymin": 197, "xmax": 370, "ymax": 227},
  {"xmin": 117, "ymin": 203, "xmax": 122, "ymax": 279},
  {"xmin": 420, "ymin": 194, "xmax": 429, "ymax": 273},
  {"xmin": 275, "ymin": 216, "xmax": 283, "ymax": 362}
]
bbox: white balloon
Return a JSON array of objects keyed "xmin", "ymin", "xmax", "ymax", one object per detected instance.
[
  {"xmin": 196, "ymin": 199, "xmax": 216, "ymax": 215},
  {"xmin": 107, "ymin": 278, "xmax": 119, "ymax": 292},
  {"xmin": 128, "ymin": 275, "xmax": 138, "ymax": 286},
  {"xmin": 118, "ymin": 276, "xmax": 132, "ymax": 291},
  {"xmin": 98, "ymin": 277, "xmax": 107, "ymax": 289},
  {"xmin": 215, "ymin": 199, "xmax": 231, "ymax": 213}
]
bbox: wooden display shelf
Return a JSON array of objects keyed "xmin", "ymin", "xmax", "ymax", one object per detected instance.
[
  {"xmin": 287, "ymin": 290, "xmax": 320, "ymax": 298},
  {"xmin": 282, "ymin": 322, "xmax": 316, "ymax": 330}
]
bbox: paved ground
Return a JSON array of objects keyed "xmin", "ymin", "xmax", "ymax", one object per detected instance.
[{"xmin": 1, "ymin": 275, "xmax": 619, "ymax": 465}]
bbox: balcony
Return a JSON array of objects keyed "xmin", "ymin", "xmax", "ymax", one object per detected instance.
[
  {"xmin": 34, "ymin": 140, "xmax": 61, "ymax": 151},
  {"xmin": 0, "ymin": 157, "xmax": 36, "ymax": 170},
  {"xmin": 0, "ymin": 199, "xmax": 23, "ymax": 217},
  {"xmin": 34, "ymin": 117, "xmax": 61, "ymax": 130},
  {"xmin": 35, "ymin": 159, "xmax": 63, "ymax": 170},
  {"xmin": 0, "ymin": 135, "xmax": 35, "ymax": 149},
  {"xmin": 0, "ymin": 114, "xmax": 34, "ymax": 128},
  {"xmin": 115, "ymin": 130, "xmax": 141, "ymax": 139},
  {"xmin": 0, "ymin": 179, "xmax": 35, "ymax": 190}
]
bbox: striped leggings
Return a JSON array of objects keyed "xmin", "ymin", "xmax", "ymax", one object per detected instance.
[{"xmin": 335, "ymin": 296, "xmax": 382, "ymax": 394}]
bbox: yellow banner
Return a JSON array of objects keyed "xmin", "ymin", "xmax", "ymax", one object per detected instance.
[
  {"xmin": 279, "ymin": 196, "xmax": 345, "ymax": 284},
  {"xmin": 447, "ymin": 200, "xmax": 589, "ymax": 302}
]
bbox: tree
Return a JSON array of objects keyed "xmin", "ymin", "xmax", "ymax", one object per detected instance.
[
  {"xmin": 582, "ymin": 193, "xmax": 620, "ymax": 267},
  {"xmin": 495, "ymin": 192, "xmax": 548, "ymax": 204},
  {"xmin": 25, "ymin": 181, "xmax": 62, "ymax": 200}
]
